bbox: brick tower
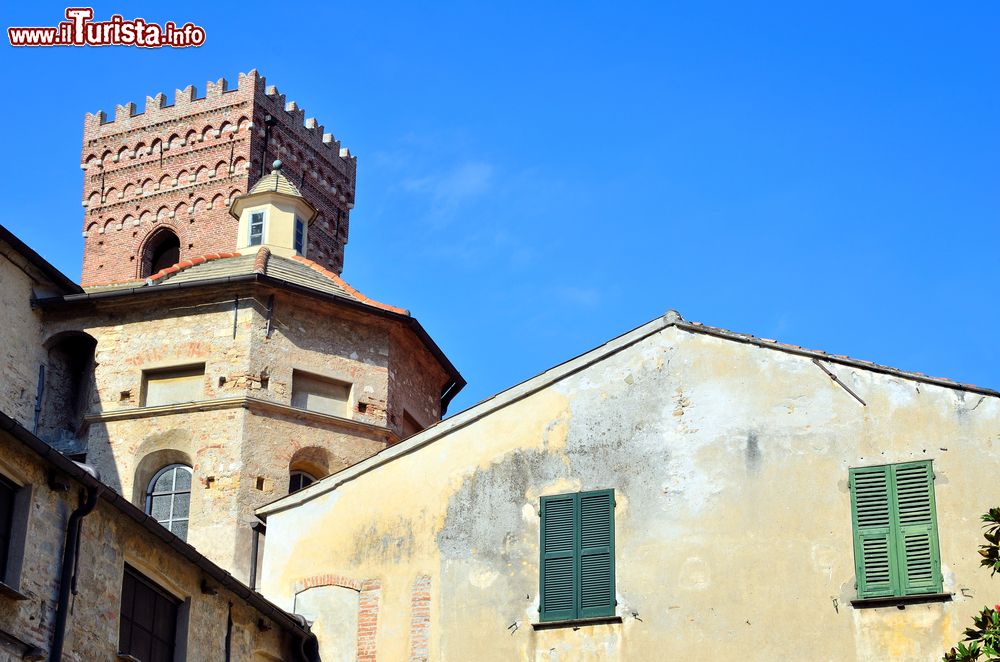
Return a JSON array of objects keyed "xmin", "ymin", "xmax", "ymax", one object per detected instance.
[{"xmin": 79, "ymin": 70, "xmax": 355, "ymax": 286}]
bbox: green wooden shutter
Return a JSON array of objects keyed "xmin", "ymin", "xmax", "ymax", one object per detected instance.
[
  {"xmin": 850, "ymin": 465, "xmax": 898, "ymax": 598},
  {"xmin": 891, "ymin": 462, "xmax": 942, "ymax": 595},
  {"xmin": 579, "ymin": 490, "xmax": 615, "ymax": 619},
  {"xmin": 540, "ymin": 494, "xmax": 577, "ymax": 622},
  {"xmin": 540, "ymin": 489, "xmax": 616, "ymax": 622}
]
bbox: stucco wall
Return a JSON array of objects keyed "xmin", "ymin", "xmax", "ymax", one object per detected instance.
[
  {"xmin": 0, "ymin": 431, "xmax": 299, "ymax": 661},
  {"xmin": 260, "ymin": 324, "xmax": 1000, "ymax": 661}
]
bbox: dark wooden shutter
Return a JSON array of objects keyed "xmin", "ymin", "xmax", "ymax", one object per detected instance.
[
  {"xmin": 891, "ymin": 462, "xmax": 942, "ymax": 595},
  {"xmin": 579, "ymin": 490, "xmax": 615, "ymax": 619},
  {"xmin": 540, "ymin": 494, "xmax": 577, "ymax": 622},
  {"xmin": 850, "ymin": 465, "xmax": 897, "ymax": 598}
]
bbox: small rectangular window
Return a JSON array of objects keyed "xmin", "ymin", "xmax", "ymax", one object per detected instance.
[
  {"xmin": 540, "ymin": 489, "xmax": 615, "ymax": 622},
  {"xmin": 401, "ymin": 410, "xmax": 424, "ymax": 438},
  {"xmin": 249, "ymin": 211, "xmax": 265, "ymax": 246},
  {"xmin": 119, "ymin": 566, "xmax": 180, "ymax": 661},
  {"xmin": 142, "ymin": 365, "xmax": 205, "ymax": 407},
  {"xmin": 0, "ymin": 476, "xmax": 15, "ymax": 582},
  {"xmin": 849, "ymin": 460, "xmax": 942, "ymax": 599},
  {"xmin": 294, "ymin": 217, "xmax": 305, "ymax": 254},
  {"xmin": 291, "ymin": 371, "xmax": 351, "ymax": 417},
  {"xmin": 0, "ymin": 473, "xmax": 29, "ymax": 596}
]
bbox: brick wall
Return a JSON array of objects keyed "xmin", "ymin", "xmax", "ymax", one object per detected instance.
[
  {"xmin": 357, "ymin": 580, "xmax": 382, "ymax": 662},
  {"xmin": 409, "ymin": 575, "xmax": 431, "ymax": 662},
  {"xmin": 80, "ymin": 71, "xmax": 356, "ymax": 285}
]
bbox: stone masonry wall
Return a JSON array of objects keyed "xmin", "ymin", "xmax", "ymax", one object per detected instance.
[
  {"xmin": 0, "ymin": 432, "xmax": 299, "ymax": 661},
  {"xmin": 40, "ymin": 285, "xmax": 424, "ymax": 581},
  {"xmin": 0, "ymin": 241, "xmax": 50, "ymax": 430}
]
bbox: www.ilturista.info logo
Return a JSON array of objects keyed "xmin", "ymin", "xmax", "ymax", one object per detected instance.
[{"xmin": 8, "ymin": 8, "xmax": 205, "ymax": 48}]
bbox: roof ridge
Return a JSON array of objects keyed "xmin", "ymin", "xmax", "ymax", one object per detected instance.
[
  {"xmin": 289, "ymin": 255, "xmax": 409, "ymax": 316},
  {"xmin": 147, "ymin": 251, "xmax": 244, "ymax": 284},
  {"xmin": 253, "ymin": 246, "xmax": 272, "ymax": 274}
]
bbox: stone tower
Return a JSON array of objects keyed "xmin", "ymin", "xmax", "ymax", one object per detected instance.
[
  {"xmin": 79, "ymin": 70, "xmax": 355, "ymax": 286},
  {"xmin": 37, "ymin": 73, "xmax": 465, "ymax": 584}
]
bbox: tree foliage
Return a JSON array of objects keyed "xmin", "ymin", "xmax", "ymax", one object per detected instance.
[{"xmin": 944, "ymin": 508, "xmax": 1000, "ymax": 662}]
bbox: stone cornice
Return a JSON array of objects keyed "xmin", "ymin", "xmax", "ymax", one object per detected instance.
[{"xmin": 84, "ymin": 395, "xmax": 396, "ymax": 441}]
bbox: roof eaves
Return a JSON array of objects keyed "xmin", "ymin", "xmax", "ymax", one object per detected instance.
[
  {"xmin": 0, "ymin": 410, "xmax": 311, "ymax": 639},
  {"xmin": 0, "ymin": 223, "xmax": 82, "ymax": 294},
  {"xmin": 673, "ymin": 321, "xmax": 1000, "ymax": 400},
  {"xmin": 256, "ymin": 313, "xmax": 672, "ymax": 517}
]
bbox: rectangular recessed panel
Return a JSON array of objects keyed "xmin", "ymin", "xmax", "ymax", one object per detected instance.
[
  {"xmin": 580, "ymin": 493, "xmax": 611, "ymax": 549},
  {"xmin": 580, "ymin": 553, "xmax": 612, "ymax": 609},
  {"xmin": 543, "ymin": 498, "xmax": 574, "ymax": 553},
  {"xmin": 903, "ymin": 533, "xmax": 934, "ymax": 582},
  {"xmin": 542, "ymin": 557, "xmax": 574, "ymax": 612},
  {"xmin": 895, "ymin": 465, "xmax": 932, "ymax": 525},
  {"xmin": 854, "ymin": 470, "xmax": 890, "ymax": 528},
  {"xmin": 861, "ymin": 536, "xmax": 891, "ymax": 585}
]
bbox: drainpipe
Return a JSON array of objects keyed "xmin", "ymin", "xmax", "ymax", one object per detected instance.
[
  {"xmin": 49, "ymin": 464, "xmax": 102, "ymax": 662},
  {"xmin": 289, "ymin": 614, "xmax": 320, "ymax": 662}
]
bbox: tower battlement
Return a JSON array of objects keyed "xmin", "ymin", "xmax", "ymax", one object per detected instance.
[{"xmin": 79, "ymin": 70, "xmax": 356, "ymax": 286}]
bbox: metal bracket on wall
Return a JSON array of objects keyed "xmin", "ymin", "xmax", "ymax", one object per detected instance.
[{"xmin": 812, "ymin": 358, "xmax": 867, "ymax": 406}]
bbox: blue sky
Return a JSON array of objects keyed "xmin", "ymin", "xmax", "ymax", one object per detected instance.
[{"xmin": 2, "ymin": 2, "xmax": 998, "ymax": 414}]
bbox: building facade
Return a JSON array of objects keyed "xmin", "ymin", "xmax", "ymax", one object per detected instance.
[
  {"xmin": 258, "ymin": 312, "xmax": 1000, "ymax": 661},
  {"xmin": 80, "ymin": 70, "xmax": 355, "ymax": 286}
]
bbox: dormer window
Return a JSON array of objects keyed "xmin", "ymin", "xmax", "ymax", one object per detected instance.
[
  {"xmin": 249, "ymin": 212, "xmax": 265, "ymax": 246},
  {"xmin": 294, "ymin": 217, "xmax": 305, "ymax": 254}
]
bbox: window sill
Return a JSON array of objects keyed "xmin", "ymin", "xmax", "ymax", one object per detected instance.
[
  {"xmin": 0, "ymin": 580, "xmax": 28, "ymax": 601},
  {"xmin": 532, "ymin": 616, "xmax": 623, "ymax": 630},
  {"xmin": 851, "ymin": 593, "xmax": 952, "ymax": 609}
]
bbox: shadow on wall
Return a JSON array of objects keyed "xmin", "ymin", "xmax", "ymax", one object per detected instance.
[{"xmin": 36, "ymin": 331, "xmax": 97, "ymax": 456}]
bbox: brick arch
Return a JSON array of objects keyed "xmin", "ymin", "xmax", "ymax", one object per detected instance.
[
  {"xmin": 158, "ymin": 173, "xmax": 172, "ymax": 189},
  {"xmin": 191, "ymin": 198, "xmax": 206, "ymax": 215},
  {"xmin": 232, "ymin": 157, "xmax": 247, "ymax": 174},
  {"xmin": 173, "ymin": 201, "xmax": 187, "ymax": 217},
  {"xmin": 139, "ymin": 177, "xmax": 154, "ymax": 194},
  {"xmin": 293, "ymin": 574, "xmax": 363, "ymax": 594},
  {"xmin": 138, "ymin": 210, "xmax": 153, "ymax": 225},
  {"xmin": 214, "ymin": 160, "xmax": 228, "ymax": 177},
  {"xmin": 184, "ymin": 129, "xmax": 198, "ymax": 144},
  {"xmin": 103, "ymin": 187, "xmax": 117, "ymax": 203},
  {"xmin": 210, "ymin": 193, "xmax": 225, "ymax": 209},
  {"xmin": 134, "ymin": 141, "xmax": 147, "ymax": 157},
  {"xmin": 85, "ymin": 221, "xmax": 99, "ymax": 234},
  {"xmin": 219, "ymin": 120, "xmax": 234, "ymax": 135},
  {"xmin": 137, "ymin": 225, "xmax": 181, "ymax": 278},
  {"xmin": 167, "ymin": 132, "xmax": 182, "ymax": 149},
  {"xmin": 195, "ymin": 165, "xmax": 210, "ymax": 182},
  {"xmin": 100, "ymin": 149, "xmax": 113, "ymax": 163},
  {"xmin": 155, "ymin": 205, "xmax": 170, "ymax": 222},
  {"xmin": 121, "ymin": 214, "xmax": 135, "ymax": 228},
  {"xmin": 122, "ymin": 182, "xmax": 136, "ymax": 198},
  {"xmin": 87, "ymin": 191, "xmax": 101, "ymax": 207},
  {"xmin": 116, "ymin": 145, "xmax": 130, "ymax": 160},
  {"xmin": 177, "ymin": 169, "xmax": 190, "ymax": 184},
  {"xmin": 201, "ymin": 124, "xmax": 215, "ymax": 141},
  {"xmin": 103, "ymin": 218, "xmax": 117, "ymax": 232},
  {"xmin": 237, "ymin": 116, "xmax": 251, "ymax": 131}
]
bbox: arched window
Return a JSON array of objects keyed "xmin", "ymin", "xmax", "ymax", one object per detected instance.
[
  {"xmin": 146, "ymin": 465, "xmax": 192, "ymax": 540},
  {"xmin": 288, "ymin": 470, "xmax": 315, "ymax": 494},
  {"xmin": 139, "ymin": 227, "xmax": 180, "ymax": 277}
]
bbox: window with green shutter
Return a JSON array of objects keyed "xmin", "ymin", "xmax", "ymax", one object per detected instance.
[
  {"xmin": 540, "ymin": 489, "xmax": 615, "ymax": 622},
  {"xmin": 849, "ymin": 461, "xmax": 942, "ymax": 599}
]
